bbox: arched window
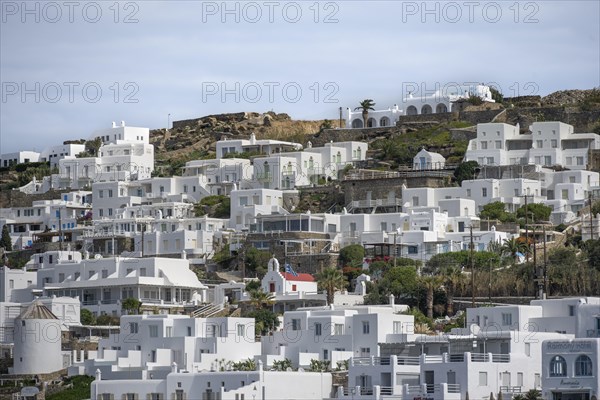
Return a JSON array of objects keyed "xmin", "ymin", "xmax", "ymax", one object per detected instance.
[
  {"xmin": 367, "ymin": 118, "xmax": 376, "ymax": 128},
  {"xmin": 436, "ymin": 103, "xmax": 448, "ymax": 113},
  {"xmin": 421, "ymin": 104, "xmax": 433, "ymax": 114},
  {"xmin": 380, "ymin": 116, "xmax": 390, "ymax": 127},
  {"xmin": 550, "ymin": 355, "xmax": 567, "ymax": 377},
  {"xmin": 575, "ymin": 355, "xmax": 593, "ymax": 376},
  {"xmin": 406, "ymin": 106, "xmax": 418, "ymax": 116},
  {"xmin": 352, "ymin": 119, "xmax": 363, "ymax": 128}
]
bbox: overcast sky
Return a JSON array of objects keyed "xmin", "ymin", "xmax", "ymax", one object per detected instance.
[{"xmin": 1, "ymin": 0, "xmax": 599, "ymax": 153}]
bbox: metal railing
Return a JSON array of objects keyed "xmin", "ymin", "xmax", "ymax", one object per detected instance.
[
  {"xmin": 447, "ymin": 384, "xmax": 461, "ymax": 393},
  {"xmin": 492, "ymin": 354, "xmax": 510, "ymax": 363},
  {"xmin": 397, "ymin": 356, "xmax": 420, "ymax": 365},
  {"xmin": 471, "ymin": 353, "xmax": 490, "ymax": 362}
]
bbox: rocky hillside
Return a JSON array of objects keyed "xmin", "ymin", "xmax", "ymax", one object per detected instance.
[{"xmin": 151, "ymin": 112, "xmax": 333, "ymax": 174}]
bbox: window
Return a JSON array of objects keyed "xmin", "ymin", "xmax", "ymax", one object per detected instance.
[
  {"xmin": 536, "ymin": 140, "xmax": 543, "ymax": 148},
  {"xmin": 360, "ymin": 347, "xmax": 370, "ymax": 357},
  {"xmin": 130, "ymin": 322, "xmax": 139, "ymax": 334},
  {"xmin": 99, "ymin": 190, "xmax": 104, "ymax": 198},
  {"xmin": 393, "ymin": 321, "xmax": 402, "ymax": 333},
  {"xmin": 149, "ymin": 325, "xmax": 158, "ymax": 338},
  {"xmin": 479, "ymin": 371, "xmax": 488, "ymax": 386},
  {"xmin": 166, "ymin": 326, "xmax": 173, "ymax": 337},
  {"xmin": 323, "ymin": 349, "xmax": 329, "ymax": 360},
  {"xmin": 575, "ymin": 355, "xmax": 593, "ymax": 376},
  {"xmin": 315, "ymin": 323, "xmax": 322, "ymax": 336},
  {"xmin": 551, "ymin": 139, "xmax": 558, "ymax": 148},
  {"xmin": 334, "ymin": 324, "xmax": 344, "ymax": 335},
  {"xmin": 9, "ymin": 280, "xmax": 14, "ymax": 289},
  {"xmin": 108, "ymin": 189, "xmax": 113, "ymax": 198},
  {"xmin": 362, "ymin": 321, "xmax": 370, "ymax": 334},
  {"xmin": 501, "ymin": 313, "xmax": 512, "ymax": 326},
  {"xmin": 549, "ymin": 355, "xmax": 567, "ymax": 377},
  {"xmin": 481, "ymin": 141, "xmax": 488, "ymax": 150},
  {"xmin": 517, "ymin": 372, "xmax": 523, "ymax": 387},
  {"xmin": 237, "ymin": 324, "xmax": 245, "ymax": 337},
  {"xmin": 569, "ymin": 305, "xmax": 575, "ymax": 316},
  {"xmin": 495, "ymin": 140, "xmax": 502, "ymax": 149},
  {"xmin": 525, "ymin": 343, "xmax": 531, "ymax": 356},
  {"xmin": 577, "ymin": 157, "xmax": 584, "ymax": 166},
  {"xmin": 291, "ymin": 319, "xmax": 301, "ymax": 331},
  {"xmin": 482, "ymin": 188, "xmax": 487, "ymax": 197},
  {"xmin": 466, "ymin": 189, "xmax": 471, "ymax": 197}
]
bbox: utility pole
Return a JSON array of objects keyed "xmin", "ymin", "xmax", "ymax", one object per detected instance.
[
  {"xmin": 532, "ymin": 224, "xmax": 539, "ymax": 299},
  {"xmin": 141, "ymin": 223, "xmax": 145, "ymax": 257},
  {"xmin": 589, "ymin": 192, "xmax": 594, "ymax": 241},
  {"xmin": 543, "ymin": 224, "xmax": 548, "ymax": 299},
  {"xmin": 58, "ymin": 208, "xmax": 64, "ymax": 251},
  {"xmin": 488, "ymin": 259, "xmax": 492, "ymax": 305},
  {"xmin": 523, "ymin": 194, "xmax": 530, "ymax": 262},
  {"xmin": 470, "ymin": 225, "xmax": 475, "ymax": 308}
]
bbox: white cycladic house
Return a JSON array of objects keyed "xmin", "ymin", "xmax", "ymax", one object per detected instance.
[
  {"xmin": 345, "ymin": 84, "xmax": 495, "ymax": 128},
  {"xmin": 86, "ymin": 314, "xmax": 261, "ymax": 376},
  {"xmin": 53, "ymin": 123, "xmax": 154, "ymax": 190},
  {"xmin": 91, "ymin": 365, "xmax": 334, "ymax": 400},
  {"xmin": 28, "ymin": 251, "xmax": 207, "ymax": 316},
  {"xmin": 413, "ymin": 148, "xmax": 446, "ymax": 170},
  {"xmin": 0, "ymin": 151, "xmax": 40, "ymax": 167},
  {"xmin": 465, "ymin": 122, "xmax": 600, "ymax": 170},
  {"xmin": 0, "ymin": 266, "xmax": 37, "ymax": 303},
  {"xmin": 229, "ymin": 188, "xmax": 287, "ymax": 230},
  {"xmin": 216, "ymin": 133, "xmax": 302, "ymax": 159},
  {"xmin": 181, "ymin": 157, "xmax": 253, "ymax": 195},
  {"xmin": 251, "ymin": 140, "xmax": 368, "ymax": 189},
  {"xmin": 261, "ymin": 303, "xmax": 412, "ymax": 369},
  {"xmin": 0, "ymin": 191, "xmax": 92, "ymax": 250},
  {"xmin": 39, "ymin": 143, "xmax": 86, "ymax": 167}
]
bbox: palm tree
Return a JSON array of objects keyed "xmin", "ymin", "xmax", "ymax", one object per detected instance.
[
  {"xmin": 317, "ymin": 267, "xmax": 348, "ymax": 305},
  {"xmin": 354, "ymin": 99, "xmax": 376, "ymax": 128},
  {"xmin": 419, "ymin": 275, "xmax": 443, "ymax": 319},
  {"xmin": 501, "ymin": 237, "xmax": 529, "ymax": 266},
  {"xmin": 441, "ymin": 266, "xmax": 465, "ymax": 316},
  {"xmin": 248, "ymin": 289, "xmax": 275, "ymax": 310}
]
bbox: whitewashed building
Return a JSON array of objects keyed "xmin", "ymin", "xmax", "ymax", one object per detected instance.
[
  {"xmin": 0, "ymin": 191, "xmax": 92, "ymax": 250},
  {"xmin": 27, "ymin": 251, "xmax": 207, "ymax": 317},
  {"xmin": 465, "ymin": 122, "xmax": 600, "ymax": 170},
  {"xmin": 345, "ymin": 84, "xmax": 495, "ymax": 128},
  {"xmin": 261, "ymin": 302, "xmax": 412, "ymax": 369},
  {"xmin": 216, "ymin": 133, "xmax": 302, "ymax": 158},
  {"xmin": 0, "ymin": 151, "xmax": 40, "ymax": 167}
]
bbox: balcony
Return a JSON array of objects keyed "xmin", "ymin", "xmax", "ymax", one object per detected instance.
[
  {"xmin": 256, "ymin": 172, "xmax": 273, "ymax": 182},
  {"xmin": 421, "ymin": 352, "xmax": 510, "ymax": 364}
]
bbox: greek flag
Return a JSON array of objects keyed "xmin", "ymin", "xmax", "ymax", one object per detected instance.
[{"xmin": 285, "ymin": 263, "xmax": 298, "ymax": 277}]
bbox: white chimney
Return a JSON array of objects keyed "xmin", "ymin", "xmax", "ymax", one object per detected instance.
[
  {"xmin": 121, "ymin": 121, "xmax": 125, "ymax": 127},
  {"xmin": 112, "ymin": 122, "xmax": 116, "ymax": 128}
]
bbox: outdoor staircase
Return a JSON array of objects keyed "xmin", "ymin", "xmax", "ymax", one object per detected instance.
[{"xmin": 190, "ymin": 303, "xmax": 224, "ymax": 318}]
